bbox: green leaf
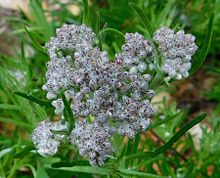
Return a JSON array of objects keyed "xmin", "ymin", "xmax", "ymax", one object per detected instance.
[
  {"xmin": 129, "ymin": 2, "xmax": 154, "ymax": 38},
  {"xmin": 14, "ymin": 146, "xmax": 35, "ymax": 158},
  {"xmin": 20, "ymin": 41, "xmax": 26, "ymax": 65},
  {"xmin": 147, "ymin": 113, "xmax": 206, "ymax": 156},
  {"xmin": 190, "ymin": 12, "xmax": 215, "ymax": 74},
  {"xmin": 118, "ymin": 169, "xmax": 169, "ymax": 178},
  {"xmin": 29, "ymin": 0, "xmax": 52, "ymax": 39},
  {"xmin": 14, "ymin": 92, "xmax": 52, "ymax": 107},
  {"xmin": 95, "ymin": 12, "xmax": 101, "ymax": 34},
  {"xmin": 46, "ymin": 166, "xmax": 113, "ymax": 175},
  {"xmin": 155, "ymin": 0, "xmax": 174, "ymax": 28},
  {"xmin": 83, "ymin": 0, "xmax": 89, "ymax": 25},
  {"xmin": 36, "ymin": 165, "xmax": 50, "ymax": 178},
  {"xmin": 126, "ymin": 113, "xmax": 206, "ymax": 160},
  {"xmin": 20, "ymin": 41, "xmax": 33, "ymax": 79},
  {"xmin": 0, "ymin": 146, "xmax": 17, "ymax": 159},
  {"xmin": 98, "ymin": 28, "xmax": 125, "ymax": 41},
  {"xmin": 0, "ymin": 104, "xmax": 23, "ymax": 110},
  {"xmin": 51, "ymin": 160, "xmax": 89, "ymax": 168},
  {"xmin": 95, "ymin": 12, "xmax": 103, "ymax": 50},
  {"xmin": 61, "ymin": 93, "xmax": 75, "ymax": 132},
  {"xmin": 12, "ymin": 26, "xmax": 43, "ymax": 35},
  {"xmin": 148, "ymin": 112, "xmax": 180, "ymax": 130},
  {"xmin": 149, "ymin": 72, "xmax": 165, "ymax": 90},
  {"xmin": 24, "ymin": 26, "xmax": 47, "ymax": 54}
]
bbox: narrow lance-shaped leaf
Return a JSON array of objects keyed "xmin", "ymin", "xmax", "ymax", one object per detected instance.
[
  {"xmin": 155, "ymin": 0, "xmax": 174, "ymax": 28},
  {"xmin": 129, "ymin": 2, "xmax": 154, "ymax": 38},
  {"xmin": 100, "ymin": 23, "xmax": 108, "ymax": 45},
  {"xmin": 95, "ymin": 12, "xmax": 103, "ymax": 50},
  {"xmin": 61, "ymin": 93, "xmax": 75, "ymax": 132},
  {"xmin": 21, "ymin": 41, "xmax": 33, "ymax": 79},
  {"xmin": 24, "ymin": 26, "xmax": 47, "ymax": 54},
  {"xmin": 147, "ymin": 112, "xmax": 181, "ymax": 130},
  {"xmin": 82, "ymin": 0, "xmax": 89, "ymax": 25},
  {"xmin": 46, "ymin": 166, "xmax": 113, "ymax": 175},
  {"xmin": 0, "ymin": 104, "xmax": 23, "ymax": 110},
  {"xmin": 51, "ymin": 160, "xmax": 89, "ymax": 168},
  {"xmin": 151, "ymin": 113, "xmax": 206, "ymax": 156},
  {"xmin": 98, "ymin": 28, "xmax": 125, "ymax": 41},
  {"xmin": 126, "ymin": 113, "xmax": 206, "ymax": 160},
  {"xmin": 14, "ymin": 145, "xmax": 35, "ymax": 158},
  {"xmin": 14, "ymin": 92, "xmax": 52, "ymax": 107},
  {"xmin": 29, "ymin": 0, "xmax": 52, "ymax": 39},
  {"xmin": 12, "ymin": 26, "xmax": 43, "ymax": 35},
  {"xmin": 21, "ymin": 41, "xmax": 26, "ymax": 65},
  {"xmin": 190, "ymin": 12, "xmax": 215, "ymax": 74},
  {"xmin": 118, "ymin": 168, "xmax": 169, "ymax": 178},
  {"xmin": 95, "ymin": 12, "xmax": 101, "ymax": 34},
  {"xmin": 0, "ymin": 146, "xmax": 17, "ymax": 159}
]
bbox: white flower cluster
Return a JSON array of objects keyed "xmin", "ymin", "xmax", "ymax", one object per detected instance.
[
  {"xmin": 153, "ymin": 27, "xmax": 198, "ymax": 80},
  {"xmin": 32, "ymin": 24, "xmax": 197, "ymax": 166},
  {"xmin": 70, "ymin": 120, "xmax": 114, "ymax": 166},
  {"xmin": 43, "ymin": 24, "xmax": 96, "ymax": 99},
  {"xmin": 113, "ymin": 33, "xmax": 156, "ymax": 137},
  {"xmin": 32, "ymin": 120, "xmax": 68, "ymax": 157},
  {"xmin": 115, "ymin": 33, "xmax": 155, "ymax": 72}
]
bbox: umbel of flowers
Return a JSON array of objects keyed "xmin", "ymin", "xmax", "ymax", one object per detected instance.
[{"xmin": 32, "ymin": 24, "xmax": 198, "ymax": 166}]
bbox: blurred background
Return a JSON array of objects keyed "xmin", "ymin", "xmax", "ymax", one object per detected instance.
[{"xmin": 0, "ymin": 0, "xmax": 220, "ymax": 178}]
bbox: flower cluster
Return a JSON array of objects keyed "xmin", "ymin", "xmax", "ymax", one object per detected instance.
[
  {"xmin": 70, "ymin": 120, "xmax": 114, "ymax": 166},
  {"xmin": 42, "ymin": 24, "xmax": 95, "ymax": 100},
  {"xmin": 113, "ymin": 33, "xmax": 156, "ymax": 137},
  {"xmin": 115, "ymin": 32, "xmax": 155, "ymax": 72},
  {"xmin": 32, "ymin": 120, "xmax": 68, "ymax": 157},
  {"xmin": 153, "ymin": 27, "xmax": 198, "ymax": 80},
  {"xmin": 32, "ymin": 24, "xmax": 197, "ymax": 166}
]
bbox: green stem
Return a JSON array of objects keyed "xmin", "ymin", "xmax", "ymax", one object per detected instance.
[{"xmin": 149, "ymin": 72, "xmax": 164, "ymax": 90}]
